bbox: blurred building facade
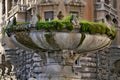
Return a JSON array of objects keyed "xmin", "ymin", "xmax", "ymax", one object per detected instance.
[{"xmin": 0, "ymin": 0, "xmax": 120, "ymax": 80}]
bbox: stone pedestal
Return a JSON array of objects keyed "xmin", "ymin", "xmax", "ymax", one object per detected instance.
[{"xmin": 37, "ymin": 51, "xmax": 81, "ymax": 80}]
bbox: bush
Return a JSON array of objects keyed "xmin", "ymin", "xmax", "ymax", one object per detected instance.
[
  {"xmin": 36, "ymin": 20, "xmax": 64, "ymax": 31},
  {"xmin": 62, "ymin": 21, "xmax": 73, "ymax": 31},
  {"xmin": 106, "ymin": 26, "xmax": 117, "ymax": 39},
  {"xmin": 63, "ymin": 14, "xmax": 72, "ymax": 22},
  {"xmin": 50, "ymin": 20, "xmax": 64, "ymax": 30},
  {"xmin": 80, "ymin": 21, "xmax": 91, "ymax": 33},
  {"xmin": 80, "ymin": 21, "xmax": 107, "ymax": 34}
]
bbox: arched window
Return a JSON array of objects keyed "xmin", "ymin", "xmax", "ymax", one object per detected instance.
[
  {"xmin": 44, "ymin": 11, "xmax": 54, "ymax": 21},
  {"xmin": 113, "ymin": 18, "xmax": 118, "ymax": 27},
  {"xmin": 105, "ymin": 15, "xmax": 111, "ymax": 21}
]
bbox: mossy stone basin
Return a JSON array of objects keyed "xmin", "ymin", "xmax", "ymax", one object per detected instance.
[
  {"xmin": 6, "ymin": 15, "xmax": 114, "ymax": 52},
  {"xmin": 10, "ymin": 31, "xmax": 111, "ymax": 52}
]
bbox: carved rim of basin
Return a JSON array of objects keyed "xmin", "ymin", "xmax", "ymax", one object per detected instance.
[{"xmin": 10, "ymin": 31, "xmax": 112, "ymax": 53}]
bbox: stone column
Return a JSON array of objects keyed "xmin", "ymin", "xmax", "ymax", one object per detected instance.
[
  {"xmin": 5, "ymin": 0, "xmax": 9, "ymax": 18},
  {"xmin": 21, "ymin": 0, "xmax": 24, "ymax": 4},
  {"xmin": 0, "ymin": 1, "xmax": 4, "ymax": 54},
  {"xmin": 12, "ymin": 0, "xmax": 15, "ymax": 7}
]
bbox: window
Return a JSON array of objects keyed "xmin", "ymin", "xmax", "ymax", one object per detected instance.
[
  {"xmin": 105, "ymin": 15, "xmax": 111, "ymax": 21},
  {"xmin": 74, "ymin": 59, "xmax": 81, "ymax": 67},
  {"xmin": 113, "ymin": 18, "xmax": 118, "ymax": 27},
  {"xmin": 75, "ymin": 60, "xmax": 79, "ymax": 65},
  {"xmin": 57, "ymin": 11, "xmax": 64, "ymax": 20},
  {"xmin": 44, "ymin": 11, "xmax": 54, "ymax": 21}
]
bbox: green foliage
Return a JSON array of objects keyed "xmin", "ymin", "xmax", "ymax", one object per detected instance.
[
  {"xmin": 63, "ymin": 14, "xmax": 72, "ymax": 22},
  {"xmin": 106, "ymin": 26, "xmax": 117, "ymax": 39},
  {"xmin": 80, "ymin": 21, "xmax": 90, "ymax": 33},
  {"xmin": 36, "ymin": 15, "xmax": 74, "ymax": 31},
  {"xmin": 2, "ymin": 22, "xmax": 29, "ymax": 36},
  {"xmin": 50, "ymin": 20, "xmax": 64, "ymax": 30},
  {"xmin": 80, "ymin": 21, "xmax": 105, "ymax": 34},
  {"xmin": 79, "ymin": 21, "xmax": 116, "ymax": 39},
  {"xmin": 63, "ymin": 21, "xmax": 73, "ymax": 31},
  {"xmin": 4, "ymin": 15, "xmax": 116, "ymax": 40},
  {"xmin": 2, "ymin": 26, "xmax": 7, "ymax": 36},
  {"xmin": 36, "ymin": 20, "xmax": 64, "ymax": 31}
]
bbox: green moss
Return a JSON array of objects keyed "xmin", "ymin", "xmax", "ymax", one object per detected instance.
[
  {"xmin": 79, "ymin": 20, "xmax": 116, "ymax": 39},
  {"xmin": 106, "ymin": 26, "xmax": 117, "ymax": 39},
  {"xmin": 36, "ymin": 20, "xmax": 64, "ymax": 31},
  {"xmin": 2, "ymin": 26, "xmax": 8, "ymax": 36},
  {"xmin": 15, "ymin": 31, "xmax": 40, "ymax": 49},
  {"xmin": 63, "ymin": 14, "xmax": 72, "ymax": 22},
  {"xmin": 80, "ymin": 21, "xmax": 90, "ymax": 33},
  {"xmin": 4, "ymin": 15, "xmax": 116, "ymax": 40},
  {"xmin": 50, "ymin": 20, "xmax": 64, "ymax": 30},
  {"xmin": 76, "ymin": 33, "xmax": 86, "ymax": 48},
  {"xmin": 62, "ymin": 21, "xmax": 73, "ymax": 31},
  {"xmin": 36, "ymin": 15, "xmax": 73, "ymax": 31},
  {"xmin": 45, "ymin": 33, "xmax": 59, "ymax": 48}
]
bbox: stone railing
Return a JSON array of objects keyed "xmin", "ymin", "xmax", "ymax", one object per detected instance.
[
  {"xmin": 65, "ymin": 0, "xmax": 86, "ymax": 7},
  {"xmin": 7, "ymin": 4, "xmax": 27, "ymax": 20},
  {"xmin": 96, "ymin": 2, "xmax": 117, "ymax": 15},
  {"xmin": 27, "ymin": 0, "xmax": 42, "ymax": 10},
  {"xmin": 39, "ymin": 0, "xmax": 59, "ymax": 6},
  {"xmin": 27, "ymin": 0, "xmax": 37, "ymax": 4},
  {"xmin": 8, "ymin": 5, "xmax": 19, "ymax": 19},
  {"xmin": 27, "ymin": 0, "xmax": 59, "ymax": 8}
]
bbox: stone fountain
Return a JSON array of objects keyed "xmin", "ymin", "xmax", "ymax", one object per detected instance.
[{"xmin": 3, "ymin": 14, "xmax": 116, "ymax": 80}]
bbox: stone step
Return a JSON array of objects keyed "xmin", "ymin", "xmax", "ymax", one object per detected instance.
[
  {"xmin": 100, "ymin": 56, "xmax": 107, "ymax": 60},
  {"xmin": 86, "ymin": 53, "xmax": 97, "ymax": 58},
  {"xmin": 81, "ymin": 77, "xmax": 97, "ymax": 80},
  {"xmin": 81, "ymin": 73, "xmax": 97, "ymax": 79},
  {"xmin": 100, "ymin": 52, "xmax": 107, "ymax": 56},
  {"xmin": 81, "ymin": 62, "xmax": 96, "ymax": 67},
  {"xmin": 81, "ymin": 79, "xmax": 97, "ymax": 80},
  {"xmin": 81, "ymin": 71, "xmax": 97, "ymax": 73},
  {"xmin": 81, "ymin": 67, "xmax": 97, "ymax": 73},
  {"xmin": 80, "ymin": 57, "xmax": 97, "ymax": 63},
  {"xmin": 100, "ymin": 61, "xmax": 108, "ymax": 65}
]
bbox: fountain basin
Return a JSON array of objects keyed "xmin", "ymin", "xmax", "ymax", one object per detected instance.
[{"xmin": 10, "ymin": 31, "xmax": 111, "ymax": 52}]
